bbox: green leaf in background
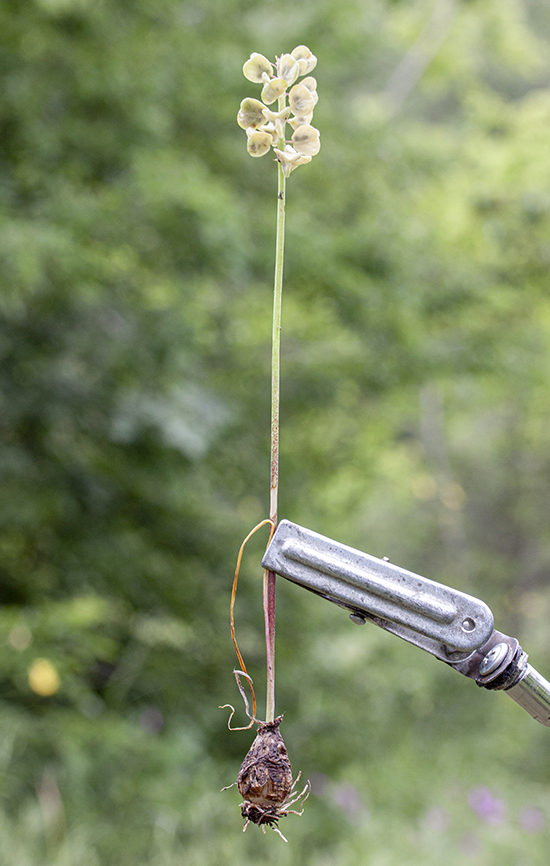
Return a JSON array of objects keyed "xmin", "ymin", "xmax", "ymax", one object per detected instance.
[{"xmin": 2, "ymin": 0, "xmax": 550, "ymax": 862}]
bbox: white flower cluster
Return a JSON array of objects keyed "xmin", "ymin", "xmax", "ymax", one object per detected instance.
[{"xmin": 237, "ymin": 46, "xmax": 320, "ymax": 177}]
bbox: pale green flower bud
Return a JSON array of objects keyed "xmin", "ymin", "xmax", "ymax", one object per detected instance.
[
  {"xmin": 290, "ymin": 45, "xmax": 317, "ymax": 75},
  {"xmin": 246, "ymin": 129, "xmax": 273, "ymax": 157},
  {"xmin": 237, "ymin": 97, "xmax": 268, "ymax": 130},
  {"xmin": 273, "ymin": 145, "xmax": 312, "ymax": 176},
  {"xmin": 243, "ymin": 53, "xmax": 273, "ymax": 83},
  {"xmin": 291, "ymin": 124, "xmax": 321, "ymax": 156},
  {"xmin": 278, "ymin": 53, "xmax": 300, "ymax": 86},
  {"xmin": 262, "ymin": 122, "xmax": 279, "ymax": 145},
  {"xmin": 262, "ymin": 106, "xmax": 292, "ymax": 140},
  {"xmin": 289, "ymin": 83, "xmax": 315, "ymax": 117},
  {"xmin": 262, "ymin": 106, "xmax": 292, "ymax": 125},
  {"xmin": 261, "ymin": 77, "xmax": 287, "ymax": 105}
]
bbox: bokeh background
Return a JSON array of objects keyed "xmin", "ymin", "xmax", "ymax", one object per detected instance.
[{"xmin": 2, "ymin": 0, "xmax": 550, "ymax": 862}]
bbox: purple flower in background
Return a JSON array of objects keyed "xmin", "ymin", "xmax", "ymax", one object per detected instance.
[
  {"xmin": 519, "ymin": 806, "xmax": 545, "ymax": 834},
  {"xmin": 467, "ymin": 786, "xmax": 506, "ymax": 824},
  {"xmin": 331, "ymin": 782, "xmax": 364, "ymax": 817},
  {"xmin": 309, "ymin": 773, "xmax": 369, "ymax": 824}
]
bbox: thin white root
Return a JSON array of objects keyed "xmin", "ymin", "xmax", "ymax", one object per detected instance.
[
  {"xmin": 283, "ymin": 780, "xmax": 310, "ymax": 812},
  {"xmin": 289, "ymin": 769, "xmax": 302, "ymax": 793},
  {"xmin": 237, "ymin": 774, "xmax": 310, "ymax": 841},
  {"xmin": 272, "ymin": 826, "xmax": 288, "ymax": 842}
]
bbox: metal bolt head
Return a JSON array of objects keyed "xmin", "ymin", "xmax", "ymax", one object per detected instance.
[
  {"xmin": 479, "ymin": 642, "xmax": 509, "ymax": 676},
  {"xmin": 349, "ymin": 612, "xmax": 367, "ymax": 625}
]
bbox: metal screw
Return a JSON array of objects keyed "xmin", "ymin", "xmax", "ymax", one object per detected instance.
[
  {"xmin": 349, "ymin": 613, "xmax": 367, "ymax": 625},
  {"xmin": 461, "ymin": 617, "xmax": 475, "ymax": 632},
  {"xmin": 479, "ymin": 642, "xmax": 509, "ymax": 676}
]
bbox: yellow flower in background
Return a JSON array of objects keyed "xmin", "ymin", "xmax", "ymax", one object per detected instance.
[{"xmin": 28, "ymin": 658, "xmax": 61, "ymax": 696}]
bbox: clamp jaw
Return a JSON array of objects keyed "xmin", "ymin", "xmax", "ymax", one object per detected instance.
[{"xmin": 261, "ymin": 520, "xmax": 550, "ymax": 727}]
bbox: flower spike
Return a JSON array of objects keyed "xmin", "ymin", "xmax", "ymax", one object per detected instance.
[{"xmin": 237, "ymin": 46, "xmax": 320, "ymax": 172}]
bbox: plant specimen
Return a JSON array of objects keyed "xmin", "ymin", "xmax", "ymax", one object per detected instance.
[{"xmin": 221, "ymin": 46, "xmax": 320, "ymax": 840}]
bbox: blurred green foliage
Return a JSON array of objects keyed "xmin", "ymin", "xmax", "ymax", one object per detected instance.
[{"xmin": 2, "ymin": 0, "xmax": 550, "ymax": 862}]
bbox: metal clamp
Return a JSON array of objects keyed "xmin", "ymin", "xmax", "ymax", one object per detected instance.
[
  {"xmin": 262, "ymin": 520, "xmax": 550, "ymax": 727},
  {"xmin": 262, "ymin": 520, "xmax": 494, "ymax": 658}
]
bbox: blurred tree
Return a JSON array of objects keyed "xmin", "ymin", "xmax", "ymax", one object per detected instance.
[{"xmin": 1, "ymin": 0, "xmax": 550, "ymax": 863}]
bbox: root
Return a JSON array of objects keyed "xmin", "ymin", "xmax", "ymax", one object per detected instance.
[
  {"xmin": 224, "ymin": 518, "xmax": 275, "ymax": 729},
  {"xmin": 284, "ymin": 780, "xmax": 310, "ymax": 812}
]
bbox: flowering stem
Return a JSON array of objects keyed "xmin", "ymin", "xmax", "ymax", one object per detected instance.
[{"xmin": 263, "ymin": 105, "xmax": 286, "ymax": 724}]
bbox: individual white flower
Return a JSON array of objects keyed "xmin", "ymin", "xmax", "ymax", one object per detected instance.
[
  {"xmin": 262, "ymin": 106, "xmax": 291, "ymax": 140},
  {"xmin": 301, "ymin": 76, "xmax": 317, "ymax": 92},
  {"xmin": 261, "ymin": 77, "xmax": 287, "ymax": 105},
  {"xmin": 288, "ymin": 112, "xmax": 314, "ymax": 130},
  {"xmin": 291, "ymin": 124, "xmax": 321, "ymax": 157},
  {"xmin": 237, "ymin": 97, "xmax": 268, "ymax": 130},
  {"xmin": 288, "ymin": 83, "xmax": 316, "ymax": 117},
  {"xmin": 290, "ymin": 45, "xmax": 317, "ymax": 75},
  {"xmin": 261, "ymin": 122, "xmax": 279, "ymax": 145},
  {"xmin": 246, "ymin": 129, "xmax": 273, "ymax": 157},
  {"xmin": 277, "ymin": 53, "xmax": 300, "ymax": 86},
  {"xmin": 273, "ymin": 145, "xmax": 312, "ymax": 176},
  {"xmin": 300, "ymin": 76, "xmax": 319, "ymax": 104},
  {"xmin": 243, "ymin": 52, "xmax": 273, "ymax": 83}
]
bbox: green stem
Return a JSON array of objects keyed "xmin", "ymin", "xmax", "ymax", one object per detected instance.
[{"xmin": 263, "ymin": 106, "xmax": 286, "ymax": 724}]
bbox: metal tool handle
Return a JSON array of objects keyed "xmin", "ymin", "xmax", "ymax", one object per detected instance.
[
  {"xmin": 262, "ymin": 520, "xmax": 494, "ymax": 654},
  {"xmin": 262, "ymin": 519, "xmax": 550, "ymax": 727},
  {"xmin": 506, "ymin": 665, "xmax": 550, "ymax": 727}
]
